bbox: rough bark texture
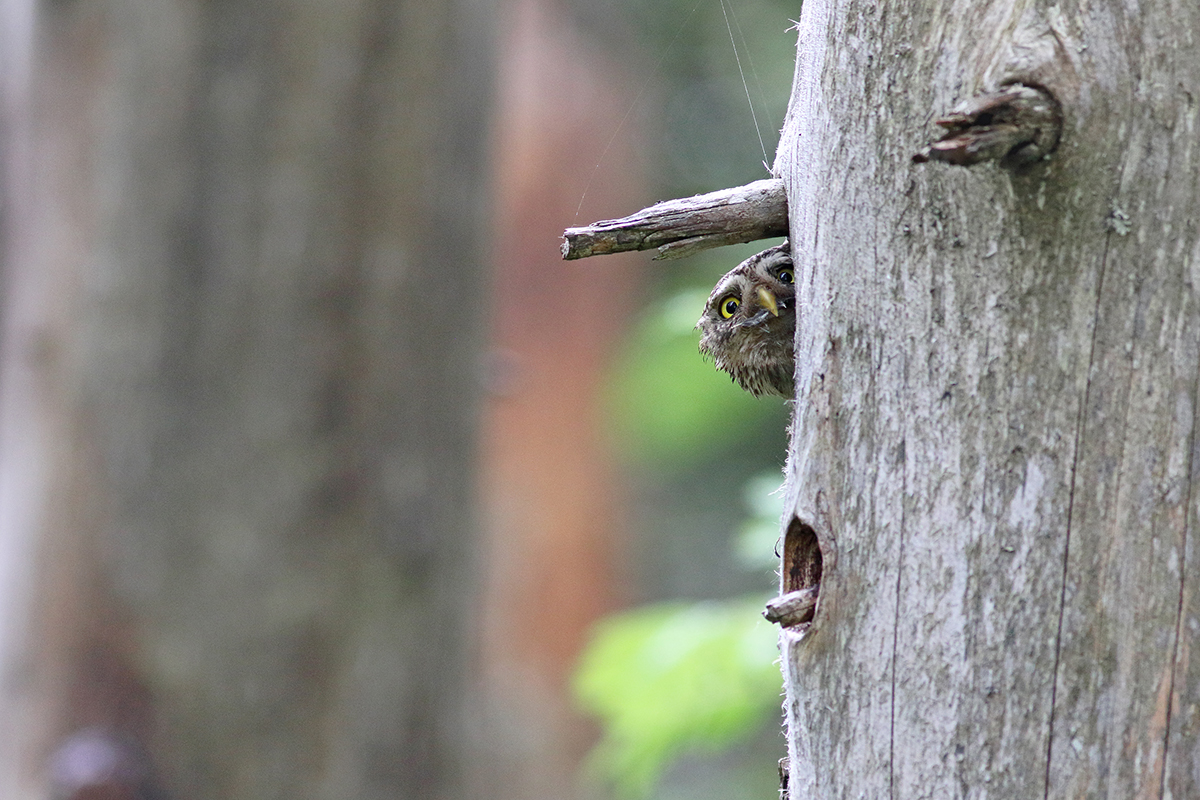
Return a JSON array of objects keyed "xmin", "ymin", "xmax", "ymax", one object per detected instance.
[
  {"xmin": 0, "ymin": 1, "xmax": 492, "ymax": 798},
  {"xmin": 777, "ymin": 2, "xmax": 1200, "ymax": 798}
]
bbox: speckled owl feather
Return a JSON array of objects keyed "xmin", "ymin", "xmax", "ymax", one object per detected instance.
[{"xmin": 696, "ymin": 242, "xmax": 796, "ymax": 398}]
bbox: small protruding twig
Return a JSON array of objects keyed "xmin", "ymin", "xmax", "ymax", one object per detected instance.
[
  {"xmin": 764, "ymin": 586, "xmax": 819, "ymax": 627},
  {"xmin": 562, "ymin": 178, "xmax": 787, "ymax": 261},
  {"xmin": 913, "ymin": 83, "xmax": 1062, "ymax": 169}
]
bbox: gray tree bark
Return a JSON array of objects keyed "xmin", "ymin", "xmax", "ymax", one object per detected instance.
[
  {"xmin": 0, "ymin": 1, "xmax": 491, "ymax": 798},
  {"xmin": 777, "ymin": 2, "xmax": 1200, "ymax": 798}
]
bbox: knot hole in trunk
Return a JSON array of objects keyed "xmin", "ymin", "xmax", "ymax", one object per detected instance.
[{"xmin": 764, "ymin": 518, "xmax": 823, "ymax": 629}]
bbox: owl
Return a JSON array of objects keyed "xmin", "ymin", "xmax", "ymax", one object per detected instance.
[{"xmin": 697, "ymin": 241, "xmax": 796, "ymax": 398}]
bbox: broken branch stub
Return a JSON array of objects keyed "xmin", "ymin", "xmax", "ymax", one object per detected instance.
[
  {"xmin": 763, "ymin": 586, "xmax": 819, "ymax": 628},
  {"xmin": 913, "ymin": 83, "xmax": 1062, "ymax": 169},
  {"xmin": 561, "ymin": 178, "xmax": 787, "ymax": 260}
]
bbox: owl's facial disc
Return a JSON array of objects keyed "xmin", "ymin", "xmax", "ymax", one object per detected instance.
[{"xmin": 695, "ymin": 241, "xmax": 796, "ymax": 398}]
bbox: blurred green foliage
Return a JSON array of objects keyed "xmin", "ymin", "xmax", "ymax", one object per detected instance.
[
  {"xmin": 573, "ymin": 598, "xmax": 781, "ymax": 799},
  {"xmin": 575, "ymin": 0, "xmax": 800, "ymax": 796},
  {"xmin": 735, "ymin": 472, "xmax": 788, "ymax": 572},
  {"xmin": 604, "ymin": 285, "xmax": 782, "ymax": 467},
  {"xmin": 573, "ymin": 471, "xmax": 786, "ymax": 798}
]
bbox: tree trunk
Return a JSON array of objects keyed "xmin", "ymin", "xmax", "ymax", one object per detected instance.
[
  {"xmin": 0, "ymin": 1, "xmax": 492, "ymax": 798},
  {"xmin": 777, "ymin": 2, "xmax": 1200, "ymax": 798}
]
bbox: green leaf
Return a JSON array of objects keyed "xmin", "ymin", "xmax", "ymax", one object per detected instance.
[{"xmin": 573, "ymin": 598, "xmax": 781, "ymax": 798}]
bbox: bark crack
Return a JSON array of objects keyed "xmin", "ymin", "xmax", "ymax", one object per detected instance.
[
  {"xmin": 1158, "ymin": 343, "xmax": 1200, "ymax": 799},
  {"xmin": 888, "ymin": 345, "xmax": 908, "ymax": 800},
  {"xmin": 1042, "ymin": 234, "xmax": 1112, "ymax": 798},
  {"xmin": 888, "ymin": 491, "xmax": 904, "ymax": 800}
]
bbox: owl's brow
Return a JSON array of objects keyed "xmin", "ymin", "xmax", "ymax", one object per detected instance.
[
  {"xmin": 708, "ymin": 272, "xmax": 745, "ymax": 298},
  {"xmin": 758, "ymin": 248, "xmax": 792, "ymax": 267}
]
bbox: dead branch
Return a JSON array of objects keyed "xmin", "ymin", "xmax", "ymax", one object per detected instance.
[{"xmin": 562, "ymin": 178, "xmax": 787, "ymax": 260}]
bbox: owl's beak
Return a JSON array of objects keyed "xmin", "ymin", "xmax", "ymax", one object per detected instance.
[{"xmin": 756, "ymin": 286, "xmax": 780, "ymax": 317}]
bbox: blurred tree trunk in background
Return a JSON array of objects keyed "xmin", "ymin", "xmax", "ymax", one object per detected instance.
[
  {"xmin": 778, "ymin": 1, "xmax": 1200, "ymax": 797},
  {"xmin": 479, "ymin": 1, "xmax": 647, "ymax": 798},
  {"xmin": 0, "ymin": 0, "xmax": 492, "ymax": 797}
]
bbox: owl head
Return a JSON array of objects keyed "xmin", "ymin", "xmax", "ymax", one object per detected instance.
[{"xmin": 696, "ymin": 242, "xmax": 795, "ymax": 398}]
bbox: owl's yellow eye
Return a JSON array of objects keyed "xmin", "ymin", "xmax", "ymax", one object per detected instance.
[
  {"xmin": 777, "ymin": 267, "xmax": 795, "ymax": 284},
  {"xmin": 719, "ymin": 295, "xmax": 741, "ymax": 319}
]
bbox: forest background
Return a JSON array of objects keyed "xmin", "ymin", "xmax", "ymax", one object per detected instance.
[{"xmin": 0, "ymin": 0, "xmax": 800, "ymax": 798}]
